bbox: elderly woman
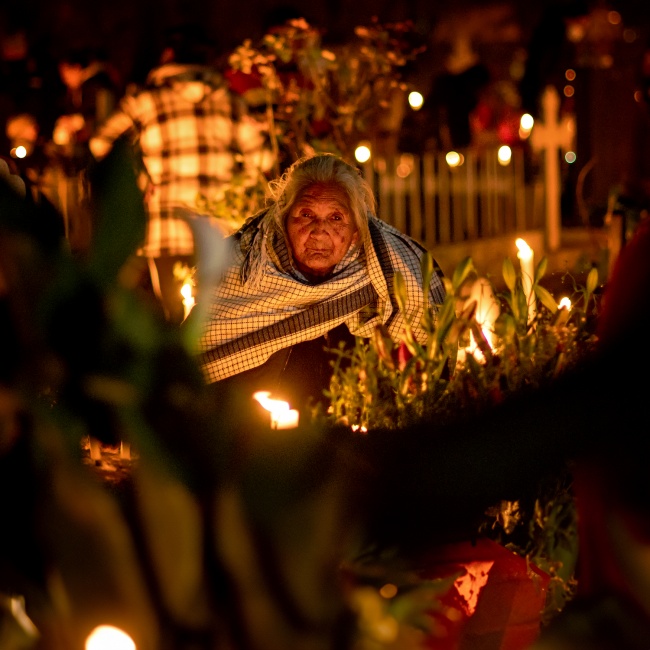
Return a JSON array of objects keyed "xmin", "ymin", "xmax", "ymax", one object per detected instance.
[{"xmin": 196, "ymin": 153, "xmax": 446, "ymax": 409}]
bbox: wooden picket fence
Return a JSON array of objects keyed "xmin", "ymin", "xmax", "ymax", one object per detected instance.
[{"xmin": 362, "ymin": 148, "xmax": 542, "ymax": 252}]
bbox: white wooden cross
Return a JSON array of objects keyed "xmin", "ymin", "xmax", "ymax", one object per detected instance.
[{"xmin": 530, "ymin": 85, "xmax": 575, "ymax": 252}]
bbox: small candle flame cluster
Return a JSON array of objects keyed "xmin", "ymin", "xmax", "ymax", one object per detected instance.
[
  {"xmin": 253, "ymin": 391, "xmax": 300, "ymax": 429},
  {"xmin": 459, "ymin": 237, "xmax": 570, "ymax": 366}
]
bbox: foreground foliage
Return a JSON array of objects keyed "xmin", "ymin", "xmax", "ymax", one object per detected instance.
[
  {"xmin": 0, "ymin": 147, "xmax": 603, "ymax": 649},
  {"xmin": 326, "ymin": 252, "xmax": 601, "ymax": 621}
]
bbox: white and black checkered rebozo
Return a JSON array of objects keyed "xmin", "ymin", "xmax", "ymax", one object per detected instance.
[
  {"xmin": 196, "ymin": 155, "xmax": 446, "ymax": 390},
  {"xmin": 195, "ymin": 158, "xmax": 445, "ymax": 392}
]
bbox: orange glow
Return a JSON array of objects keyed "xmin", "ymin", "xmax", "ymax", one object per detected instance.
[{"xmin": 607, "ymin": 10, "xmax": 621, "ymax": 25}]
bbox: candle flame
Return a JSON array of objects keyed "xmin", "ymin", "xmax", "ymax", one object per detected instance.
[
  {"xmin": 253, "ymin": 391, "xmax": 290, "ymax": 414},
  {"xmin": 180, "ymin": 282, "xmax": 193, "ymax": 300},
  {"xmin": 558, "ymin": 297, "xmax": 572, "ymax": 310},
  {"xmin": 253, "ymin": 391, "xmax": 299, "ymax": 429},
  {"xmin": 515, "ymin": 237, "xmax": 533, "ymax": 262}
]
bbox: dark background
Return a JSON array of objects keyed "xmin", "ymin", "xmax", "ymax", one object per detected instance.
[
  {"xmin": 6, "ymin": 0, "xmax": 649, "ymax": 86},
  {"xmin": 3, "ymin": 0, "xmax": 650, "ymax": 218}
]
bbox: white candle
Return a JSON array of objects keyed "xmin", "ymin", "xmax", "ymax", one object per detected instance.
[
  {"xmin": 272, "ymin": 409, "xmax": 300, "ymax": 429},
  {"xmin": 253, "ymin": 391, "xmax": 300, "ymax": 429},
  {"xmin": 515, "ymin": 238, "xmax": 536, "ymax": 324}
]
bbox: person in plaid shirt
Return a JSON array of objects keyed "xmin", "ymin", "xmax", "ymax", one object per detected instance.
[{"xmin": 89, "ymin": 26, "xmax": 274, "ymax": 324}]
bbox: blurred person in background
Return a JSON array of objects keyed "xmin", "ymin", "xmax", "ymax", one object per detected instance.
[
  {"xmin": 48, "ymin": 46, "xmax": 121, "ymax": 251},
  {"xmin": 89, "ymin": 24, "xmax": 274, "ymax": 325}
]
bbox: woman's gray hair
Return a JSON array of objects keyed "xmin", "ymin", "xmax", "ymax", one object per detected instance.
[{"xmin": 265, "ymin": 153, "xmax": 375, "ymax": 245}]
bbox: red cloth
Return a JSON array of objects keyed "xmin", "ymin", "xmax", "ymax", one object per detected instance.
[{"xmin": 420, "ymin": 538, "xmax": 550, "ymax": 650}]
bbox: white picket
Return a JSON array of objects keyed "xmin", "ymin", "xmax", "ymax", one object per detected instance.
[{"xmin": 363, "ymin": 148, "xmax": 534, "ymax": 248}]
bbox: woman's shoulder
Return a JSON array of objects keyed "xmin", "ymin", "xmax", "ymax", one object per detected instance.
[{"xmin": 368, "ymin": 215, "xmax": 427, "ymax": 255}]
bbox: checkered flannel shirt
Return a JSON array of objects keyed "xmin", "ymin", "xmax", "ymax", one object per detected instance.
[{"xmin": 90, "ymin": 64, "xmax": 273, "ymax": 257}]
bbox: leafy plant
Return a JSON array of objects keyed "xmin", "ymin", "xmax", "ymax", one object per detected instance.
[
  {"xmin": 227, "ymin": 17, "xmax": 426, "ymax": 168},
  {"xmin": 200, "ymin": 17, "xmax": 426, "ymax": 233},
  {"xmin": 324, "ymin": 253, "xmax": 601, "ymax": 622},
  {"xmin": 327, "ymin": 253, "xmax": 599, "ymax": 428}
]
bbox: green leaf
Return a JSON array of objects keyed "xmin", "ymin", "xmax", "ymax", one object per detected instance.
[
  {"xmin": 495, "ymin": 312, "xmax": 516, "ymax": 340},
  {"xmin": 586, "ymin": 267, "xmax": 599, "ymax": 295},
  {"xmin": 451, "ymin": 257, "xmax": 475, "ymax": 292},
  {"xmin": 394, "ymin": 271, "xmax": 407, "ymax": 314},
  {"xmin": 88, "ymin": 140, "xmax": 147, "ymax": 287},
  {"xmin": 553, "ymin": 306, "xmax": 571, "ymax": 326},
  {"xmin": 513, "ymin": 285, "xmax": 527, "ymax": 323},
  {"xmin": 534, "ymin": 284, "xmax": 558, "ymax": 314},
  {"xmin": 434, "ymin": 297, "xmax": 457, "ymax": 344},
  {"xmin": 502, "ymin": 257, "xmax": 516, "ymax": 293},
  {"xmin": 534, "ymin": 256, "xmax": 548, "ymax": 283}
]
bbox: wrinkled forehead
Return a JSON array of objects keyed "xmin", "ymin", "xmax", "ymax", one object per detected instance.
[{"xmin": 294, "ymin": 181, "xmax": 351, "ymax": 211}]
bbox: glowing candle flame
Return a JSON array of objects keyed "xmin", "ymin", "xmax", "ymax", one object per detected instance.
[
  {"xmin": 253, "ymin": 391, "xmax": 299, "ymax": 429},
  {"xmin": 457, "ymin": 277, "xmax": 500, "ymax": 365},
  {"xmin": 408, "ymin": 91, "xmax": 424, "ymax": 109},
  {"xmin": 85, "ymin": 625, "xmax": 135, "ymax": 650},
  {"xmin": 471, "ymin": 278, "xmax": 500, "ymax": 347},
  {"xmin": 497, "ymin": 145, "xmax": 512, "ymax": 166},
  {"xmin": 558, "ymin": 296, "xmax": 572, "ymax": 310},
  {"xmin": 180, "ymin": 282, "xmax": 195, "ymax": 320},
  {"xmin": 515, "ymin": 238, "xmax": 533, "ymax": 263}
]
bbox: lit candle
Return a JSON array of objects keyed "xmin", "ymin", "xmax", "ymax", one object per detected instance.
[
  {"xmin": 253, "ymin": 391, "xmax": 300, "ymax": 429},
  {"xmin": 456, "ymin": 277, "xmax": 501, "ymax": 366},
  {"xmin": 86, "ymin": 625, "xmax": 135, "ymax": 650},
  {"xmin": 469, "ymin": 277, "xmax": 500, "ymax": 350},
  {"xmin": 515, "ymin": 238, "xmax": 536, "ymax": 324},
  {"xmin": 180, "ymin": 282, "xmax": 195, "ymax": 321}
]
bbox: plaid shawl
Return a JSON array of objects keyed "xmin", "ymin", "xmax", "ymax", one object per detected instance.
[{"xmin": 197, "ymin": 210, "xmax": 446, "ymax": 383}]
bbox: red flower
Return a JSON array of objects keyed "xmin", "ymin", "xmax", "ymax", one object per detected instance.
[{"xmin": 225, "ymin": 68, "xmax": 263, "ymax": 95}]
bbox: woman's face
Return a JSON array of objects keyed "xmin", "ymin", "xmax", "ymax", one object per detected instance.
[{"xmin": 285, "ymin": 182, "xmax": 359, "ymax": 281}]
